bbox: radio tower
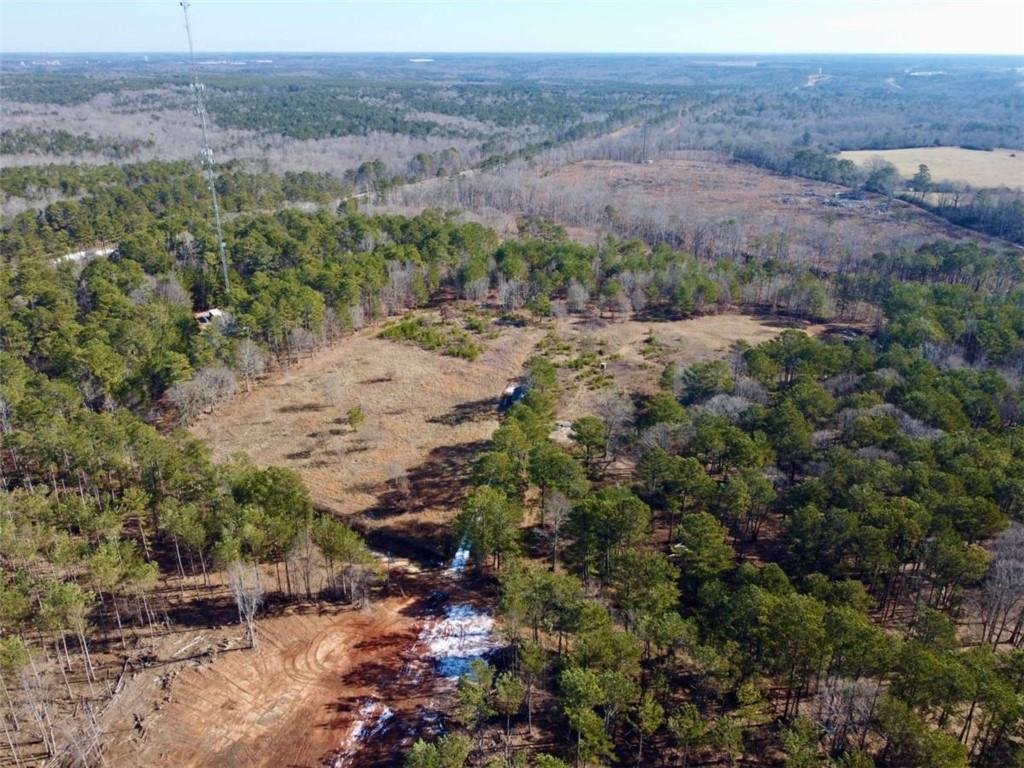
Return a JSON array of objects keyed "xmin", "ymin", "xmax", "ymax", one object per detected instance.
[{"xmin": 180, "ymin": 0, "xmax": 230, "ymax": 294}]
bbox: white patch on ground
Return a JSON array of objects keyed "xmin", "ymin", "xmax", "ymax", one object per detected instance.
[
  {"xmin": 412, "ymin": 543, "xmax": 501, "ymax": 680},
  {"xmin": 446, "ymin": 545, "xmax": 470, "ymax": 575},
  {"xmin": 338, "ymin": 542, "xmax": 501, "ymax": 766},
  {"xmin": 418, "ymin": 603, "xmax": 498, "ymax": 679},
  {"xmin": 333, "ymin": 698, "xmax": 394, "ymax": 767}
]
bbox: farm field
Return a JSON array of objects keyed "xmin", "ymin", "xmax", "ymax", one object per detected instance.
[{"xmin": 841, "ymin": 146, "xmax": 1024, "ymax": 189}]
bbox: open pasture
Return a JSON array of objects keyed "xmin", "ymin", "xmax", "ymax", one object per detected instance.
[{"xmin": 841, "ymin": 146, "xmax": 1024, "ymax": 189}]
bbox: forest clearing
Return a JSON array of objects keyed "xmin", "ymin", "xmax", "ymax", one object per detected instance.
[
  {"xmin": 540, "ymin": 153, "xmax": 1005, "ymax": 257},
  {"xmin": 191, "ymin": 314, "xmax": 546, "ymax": 555},
  {"xmin": 385, "ymin": 151, "xmax": 1007, "ymax": 267},
  {"xmin": 190, "ymin": 310, "xmax": 794, "ymax": 554},
  {"xmin": 90, "ymin": 308, "xmax": 796, "ymax": 767}
]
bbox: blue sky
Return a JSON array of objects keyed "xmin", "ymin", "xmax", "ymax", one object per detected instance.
[{"xmin": 2, "ymin": 0, "xmax": 1022, "ymax": 55}]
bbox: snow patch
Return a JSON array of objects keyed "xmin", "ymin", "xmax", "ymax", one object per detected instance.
[
  {"xmin": 447, "ymin": 545, "xmax": 470, "ymax": 575},
  {"xmin": 417, "ymin": 603, "xmax": 498, "ymax": 679},
  {"xmin": 333, "ymin": 698, "xmax": 394, "ymax": 767}
]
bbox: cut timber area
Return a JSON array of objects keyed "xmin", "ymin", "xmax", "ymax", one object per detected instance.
[{"xmin": 102, "ymin": 602, "xmax": 417, "ymax": 767}]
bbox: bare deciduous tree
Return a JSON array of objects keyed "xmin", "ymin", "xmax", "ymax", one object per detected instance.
[
  {"xmin": 566, "ymin": 279, "xmax": 589, "ymax": 314},
  {"xmin": 497, "ymin": 277, "xmax": 528, "ymax": 310},
  {"xmin": 596, "ymin": 390, "xmax": 636, "ymax": 459},
  {"xmin": 286, "ymin": 327, "xmax": 317, "ymax": 362},
  {"xmin": 462, "ymin": 277, "xmax": 489, "ymax": 302},
  {"xmin": 167, "ymin": 366, "xmax": 239, "ymax": 425},
  {"xmin": 348, "ymin": 302, "xmax": 366, "ymax": 330},
  {"xmin": 20, "ymin": 658, "xmax": 56, "ymax": 757},
  {"xmin": 335, "ymin": 562, "xmax": 378, "ymax": 607},
  {"xmin": 815, "ymin": 677, "xmax": 879, "ymax": 754},
  {"xmin": 288, "ymin": 528, "xmax": 317, "ymax": 600},
  {"xmin": 980, "ymin": 523, "xmax": 1024, "ymax": 646},
  {"xmin": 235, "ymin": 339, "xmax": 266, "ymax": 392},
  {"xmin": 544, "ymin": 491, "xmax": 572, "ymax": 570},
  {"xmin": 153, "ymin": 274, "xmax": 191, "ymax": 306},
  {"xmin": 228, "ymin": 561, "xmax": 264, "ymax": 649}
]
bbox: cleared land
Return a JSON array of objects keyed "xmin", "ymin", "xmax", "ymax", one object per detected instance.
[
  {"xmin": 552, "ymin": 313, "xmax": 818, "ymax": 422},
  {"xmin": 99, "ymin": 570, "xmax": 500, "ymax": 768},
  {"xmin": 102, "ymin": 601, "xmax": 418, "ymax": 768},
  {"xmin": 841, "ymin": 146, "xmax": 1024, "ymax": 189},
  {"xmin": 191, "ymin": 316, "xmax": 545, "ymax": 557},
  {"xmin": 191, "ymin": 311, "xmax": 803, "ymax": 527},
  {"xmin": 488, "ymin": 151, "xmax": 1001, "ymax": 262}
]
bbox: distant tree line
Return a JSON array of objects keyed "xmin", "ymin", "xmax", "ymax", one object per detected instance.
[{"xmin": 0, "ymin": 129, "xmax": 154, "ymax": 160}]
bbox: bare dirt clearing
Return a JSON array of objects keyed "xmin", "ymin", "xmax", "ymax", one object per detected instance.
[
  {"xmin": 841, "ymin": 146, "xmax": 1024, "ymax": 189},
  {"xmin": 102, "ymin": 601, "xmax": 418, "ymax": 768},
  {"xmin": 101, "ymin": 569, "xmax": 498, "ymax": 768}
]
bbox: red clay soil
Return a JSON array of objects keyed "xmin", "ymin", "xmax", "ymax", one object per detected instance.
[{"xmin": 102, "ymin": 569, "xmax": 489, "ymax": 768}]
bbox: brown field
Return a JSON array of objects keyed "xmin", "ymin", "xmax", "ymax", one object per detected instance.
[
  {"xmin": 552, "ymin": 313, "xmax": 819, "ymax": 422},
  {"xmin": 543, "ymin": 151, "xmax": 999, "ymax": 259},
  {"xmin": 188, "ymin": 311, "xmax": 795, "ymax": 545},
  {"xmin": 190, "ymin": 315, "xmax": 545, "ymax": 556},
  {"xmin": 841, "ymin": 146, "xmax": 1024, "ymax": 189},
  {"xmin": 191, "ymin": 312, "xmax": 803, "ymax": 521}
]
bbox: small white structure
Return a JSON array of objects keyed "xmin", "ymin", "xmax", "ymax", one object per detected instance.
[
  {"xmin": 53, "ymin": 245, "xmax": 116, "ymax": 266},
  {"xmin": 193, "ymin": 308, "xmax": 225, "ymax": 329}
]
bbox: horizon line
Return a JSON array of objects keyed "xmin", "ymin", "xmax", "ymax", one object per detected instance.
[{"xmin": 4, "ymin": 50, "xmax": 1024, "ymax": 58}]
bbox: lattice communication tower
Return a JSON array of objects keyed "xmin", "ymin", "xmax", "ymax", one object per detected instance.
[{"xmin": 180, "ymin": 1, "xmax": 230, "ymax": 293}]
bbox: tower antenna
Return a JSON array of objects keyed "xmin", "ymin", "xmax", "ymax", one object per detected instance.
[{"xmin": 180, "ymin": 0, "xmax": 230, "ymax": 294}]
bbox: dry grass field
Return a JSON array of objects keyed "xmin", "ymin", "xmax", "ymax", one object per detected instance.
[
  {"xmin": 552, "ymin": 313, "xmax": 817, "ymax": 422},
  {"xmin": 192, "ymin": 311, "xmax": 802, "ymax": 517},
  {"xmin": 191, "ymin": 316, "xmax": 546, "ymax": 555},
  {"xmin": 541, "ymin": 151, "xmax": 994, "ymax": 260},
  {"xmin": 190, "ymin": 310, "xmax": 810, "ymax": 541},
  {"xmin": 383, "ymin": 150, "xmax": 1005, "ymax": 260},
  {"xmin": 841, "ymin": 146, "xmax": 1024, "ymax": 189}
]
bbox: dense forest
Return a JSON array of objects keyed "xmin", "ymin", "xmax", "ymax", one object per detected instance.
[
  {"xmin": 1, "ymin": 151, "xmax": 1023, "ymax": 765},
  {"xmin": 426, "ymin": 315, "xmax": 1024, "ymax": 767}
]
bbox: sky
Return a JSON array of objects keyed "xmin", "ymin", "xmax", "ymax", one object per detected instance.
[{"xmin": 1, "ymin": 0, "xmax": 1022, "ymax": 56}]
